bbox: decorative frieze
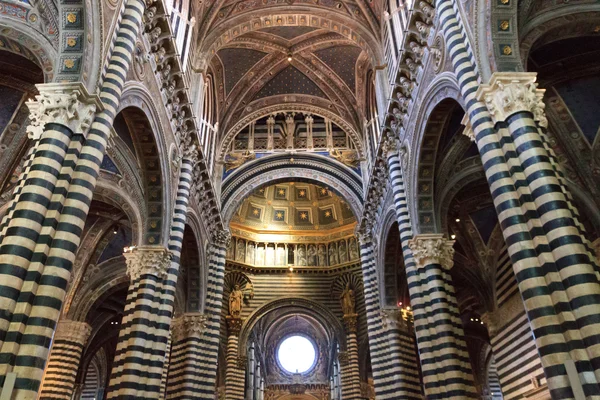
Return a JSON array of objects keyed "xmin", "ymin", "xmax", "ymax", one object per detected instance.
[
  {"xmin": 54, "ymin": 319, "xmax": 92, "ymax": 344},
  {"xmin": 408, "ymin": 234, "xmax": 455, "ymax": 270},
  {"xmin": 475, "ymin": 72, "xmax": 548, "ymax": 127},
  {"xmin": 171, "ymin": 313, "xmax": 207, "ymax": 342},
  {"xmin": 123, "ymin": 246, "xmax": 172, "ymax": 281},
  {"xmin": 26, "ymin": 82, "xmax": 102, "ymax": 139}
]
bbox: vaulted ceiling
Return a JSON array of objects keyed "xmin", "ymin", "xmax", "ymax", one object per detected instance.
[{"xmin": 193, "ymin": 0, "xmax": 382, "ymax": 150}]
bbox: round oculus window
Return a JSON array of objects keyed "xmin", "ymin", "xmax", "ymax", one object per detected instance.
[{"xmin": 277, "ymin": 335, "xmax": 316, "ymax": 374}]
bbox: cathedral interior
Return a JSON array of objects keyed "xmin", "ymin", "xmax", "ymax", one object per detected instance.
[{"xmin": 0, "ymin": 0, "xmax": 599, "ymax": 398}]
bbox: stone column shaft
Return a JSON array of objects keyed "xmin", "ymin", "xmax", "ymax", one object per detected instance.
[
  {"xmin": 408, "ymin": 234, "xmax": 476, "ymax": 399},
  {"xmin": 38, "ymin": 320, "xmax": 92, "ymax": 400},
  {"xmin": 356, "ymin": 230, "xmax": 422, "ymax": 399},
  {"xmin": 166, "ymin": 313, "xmax": 207, "ymax": 399},
  {"xmin": 225, "ymin": 317, "xmax": 245, "ymax": 400},
  {"xmin": 339, "ymin": 315, "xmax": 361, "ymax": 400},
  {"xmin": 434, "ymin": 0, "xmax": 600, "ymax": 395}
]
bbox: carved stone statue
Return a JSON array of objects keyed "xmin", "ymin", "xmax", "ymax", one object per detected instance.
[
  {"xmin": 297, "ymin": 245, "xmax": 307, "ymax": 266},
  {"xmin": 329, "ymin": 243, "xmax": 338, "ymax": 265},
  {"xmin": 339, "ymin": 240, "xmax": 348, "ymax": 263},
  {"xmin": 318, "ymin": 244, "xmax": 327, "ymax": 266},
  {"xmin": 229, "ymin": 284, "xmax": 243, "ymax": 318},
  {"xmin": 349, "ymin": 238, "xmax": 359, "ymax": 260},
  {"xmin": 236, "ymin": 239, "xmax": 245, "ymax": 262},
  {"xmin": 246, "ymin": 242, "xmax": 255, "ymax": 265},
  {"xmin": 308, "ymin": 244, "xmax": 317, "ymax": 266},
  {"xmin": 224, "ymin": 150, "xmax": 255, "ymax": 172},
  {"xmin": 340, "ymin": 283, "xmax": 355, "ymax": 315}
]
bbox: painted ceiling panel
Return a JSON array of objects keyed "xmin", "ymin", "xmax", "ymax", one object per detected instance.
[
  {"xmin": 218, "ymin": 47, "xmax": 268, "ymax": 94},
  {"xmin": 254, "ymin": 66, "xmax": 326, "ymax": 100},
  {"xmin": 314, "ymin": 45, "xmax": 362, "ymax": 91}
]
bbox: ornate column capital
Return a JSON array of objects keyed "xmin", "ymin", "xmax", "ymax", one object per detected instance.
[
  {"xmin": 236, "ymin": 355, "xmax": 248, "ymax": 369},
  {"xmin": 408, "ymin": 234, "xmax": 454, "ymax": 270},
  {"xmin": 212, "ymin": 229, "xmax": 231, "ymax": 248},
  {"xmin": 338, "ymin": 351, "xmax": 349, "ymax": 366},
  {"xmin": 355, "ymin": 223, "xmax": 372, "ymax": 246},
  {"xmin": 381, "ymin": 133, "xmax": 400, "ymax": 160},
  {"xmin": 343, "ymin": 314, "xmax": 358, "ymax": 333},
  {"xmin": 123, "ymin": 246, "xmax": 172, "ymax": 281},
  {"xmin": 26, "ymin": 82, "xmax": 103, "ymax": 139},
  {"xmin": 54, "ymin": 320, "xmax": 92, "ymax": 344},
  {"xmin": 460, "ymin": 114, "xmax": 475, "ymax": 142},
  {"xmin": 172, "ymin": 313, "xmax": 207, "ymax": 342},
  {"xmin": 475, "ymin": 72, "xmax": 547, "ymax": 127},
  {"xmin": 226, "ymin": 315, "xmax": 243, "ymax": 336}
]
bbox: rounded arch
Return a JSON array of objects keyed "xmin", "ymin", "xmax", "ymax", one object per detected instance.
[
  {"xmin": 197, "ymin": 10, "xmax": 383, "ymax": 67},
  {"xmin": 185, "ymin": 209, "xmax": 209, "ymax": 313},
  {"xmin": 220, "ymin": 153, "xmax": 363, "ymax": 224},
  {"xmin": 0, "ymin": 26, "xmax": 57, "ymax": 82},
  {"xmin": 520, "ymin": 8, "xmax": 600, "ymax": 68},
  {"xmin": 376, "ymin": 207, "xmax": 400, "ymax": 306},
  {"xmin": 67, "ymin": 258, "xmax": 129, "ymax": 322},
  {"xmin": 115, "ymin": 84, "xmax": 173, "ymax": 246},
  {"xmin": 238, "ymin": 297, "xmax": 348, "ymax": 358},
  {"xmin": 408, "ymin": 74, "xmax": 465, "ymax": 234},
  {"xmin": 219, "ymin": 103, "xmax": 365, "ymax": 161}
]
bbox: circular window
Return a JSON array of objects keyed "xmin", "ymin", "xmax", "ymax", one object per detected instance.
[{"xmin": 277, "ymin": 335, "xmax": 317, "ymax": 374}]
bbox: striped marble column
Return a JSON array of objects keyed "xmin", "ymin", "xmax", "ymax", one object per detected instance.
[
  {"xmin": 38, "ymin": 320, "xmax": 92, "ymax": 399},
  {"xmin": 225, "ymin": 316, "xmax": 245, "ymax": 400},
  {"xmin": 475, "ymin": 72, "xmax": 600, "ymax": 396},
  {"xmin": 356, "ymin": 227, "xmax": 422, "ymax": 399},
  {"xmin": 408, "ymin": 234, "xmax": 476, "ymax": 399},
  {"xmin": 431, "ymin": 0, "xmax": 600, "ymax": 396},
  {"xmin": 173, "ymin": 231, "xmax": 229, "ymax": 400},
  {"xmin": 166, "ymin": 313, "xmax": 207, "ymax": 399},
  {"xmin": 0, "ymin": 0, "xmax": 147, "ymax": 391},
  {"xmin": 106, "ymin": 246, "xmax": 172, "ymax": 398},
  {"xmin": 339, "ymin": 314, "xmax": 361, "ymax": 400}
]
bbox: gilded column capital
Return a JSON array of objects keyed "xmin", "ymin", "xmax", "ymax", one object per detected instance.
[
  {"xmin": 171, "ymin": 312, "xmax": 207, "ymax": 342},
  {"xmin": 123, "ymin": 246, "xmax": 172, "ymax": 281},
  {"xmin": 236, "ymin": 355, "xmax": 248, "ymax": 369},
  {"xmin": 475, "ymin": 72, "xmax": 547, "ymax": 127},
  {"xmin": 226, "ymin": 315, "xmax": 243, "ymax": 336},
  {"xmin": 408, "ymin": 234, "xmax": 454, "ymax": 270},
  {"xmin": 26, "ymin": 82, "xmax": 103, "ymax": 139},
  {"xmin": 338, "ymin": 351, "xmax": 349, "ymax": 366},
  {"xmin": 54, "ymin": 320, "xmax": 92, "ymax": 344},
  {"xmin": 343, "ymin": 314, "xmax": 358, "ymax": 333}
]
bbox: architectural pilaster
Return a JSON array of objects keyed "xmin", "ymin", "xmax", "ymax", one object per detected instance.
[
  {"xmin": 39, "ymin": 320, "xmax": 92, "ymax": 400},
  {"xmin": 166, "ymin": 313, "xmax": 207, "ymax": 399},
  {"xmin": 226, "ymin": 317, "xmax": 245, "ymax": 400},
  {"xmin": 408, "ymin": 234, "xmax": 476, "ymax": 399},
  {"xmin": 340, "ymin": 314, "xmax": 361, "ymax": 400}
]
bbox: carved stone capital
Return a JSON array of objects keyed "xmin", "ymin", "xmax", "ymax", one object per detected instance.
[
  {"xmin": 408, "ymin": 234, "xmax": 454, "ymax": 270},
  {"xmin": 338, "ymin": 351, "xmax": 349, "ymax": 366},
  {"xmin": 226, "ymin": 315, "xmax": 243, "ymax": 336},
  {"xmin": 236, "ymin": 355, "xmax": 248, "ymax": 369},
  {"xmin": 171, "ymin": 313, "xmax": 207, "ymax": 342},
  {"xmin": 213, "ymin": 229, "xmax": 231, "ymax": 248},
  {"xmin": 26, "ymin": 82, "xmax": 103, "ymax": 139},
  {"xmin": 381, "ymin": 134, "xmax": 400, "ymax": 159},
  {"xmin": 482, "ymin": 293, "xmax": 525, "ymax": 338},
  {"xmin": 461, "ymin": 114, "xmax": 475, "ymax": 142},
  {"xmin": 123, "ymin": 246, "xmax": 172, "ymax": 281},
  {"xmin": 343, "ymin": 313, "xmax": 358, "ymax": 333},
  {"xmin": 54, "ymin": 320, "xmax": 92, "ymax": 344},
  {"xmin": 355, "ymin": 224, "xmax": 372, "ymax": 246},
  {"xmin": 475, "ymin": 72, "xmax": 547, "ymax": 127}
]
